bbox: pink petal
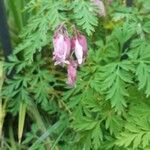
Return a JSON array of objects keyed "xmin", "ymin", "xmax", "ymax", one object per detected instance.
[
  {"xmin": 64, "ymin": 37, "xmax": 71, "ymax": 58},
  {"xmin": 53, "ymin": 33, "xmax": 71, "ymax": 66},
  {"xmin": 67, "ymin": 61, "xmax": 77, "ymax": 86},
  {"xmin": 71, "ymin": 37, "xmax": 76, "ymax": 52},
  {"xmin": 75, "ymin": 39, "xmax": 83, "ymax": 65},
  {"xmin": 78, "ymin": 35, "xmax": 88, "ymax": 57}
]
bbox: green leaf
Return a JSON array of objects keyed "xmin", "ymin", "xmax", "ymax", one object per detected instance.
[
  {"xmin": 74, "ymin": 117, "xmax": 98, "ymax": 131},
  {"xmin": 136, "ymin": 62, "xmax": 150, "ymax": 97},
  {"xmin": 92, "ymin": 123, "xmax": 102, "ymax": 150},
  {"xmin": 73, "ymin": 0, "xmax": 98, "ymax": 35},
  {"xmin": 100, "ymin": 61, "xmax": 133, "ymax": 113},
  {"xmin": 18, "ymin": 103, "xmax": 26, "ymax": 143}
]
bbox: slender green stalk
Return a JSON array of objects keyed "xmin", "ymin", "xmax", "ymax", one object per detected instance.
[
  {"xmin": 9, "ymin": 125, "xmax": 17, "ymax": 150},
  {"xmin": 50, "ymin": 128, "xmax": 66, "ymax": 150},
  {"xmin": 27, "ymin": 102, "xmax": 55, "ymax": 150},
  {"xmin": 18, "ymin": 102, "xmax": 26, "ymax": 143},
  {"xmin": 0, "ymin": 61, "xmax": 4, "ymax": 140},
  {"xmin": 8, "ymin": 0, "xmax": 23, "ymax": 31}
]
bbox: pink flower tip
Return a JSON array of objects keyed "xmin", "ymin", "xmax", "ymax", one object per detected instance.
[
  {"xmin": 53, "ymin": 29, "xmax": 71, "ymax": 66},
  {"xmin": 67, "ymin": 60, "xmax": 78, "ymax": 86}
]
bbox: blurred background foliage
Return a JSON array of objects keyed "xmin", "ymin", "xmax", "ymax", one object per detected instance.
[{"xmin": 0, "ymin": 0, "xmax": 150, "ymax": 149}]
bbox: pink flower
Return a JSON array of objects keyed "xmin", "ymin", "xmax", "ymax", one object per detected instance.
[
  {"xmin": 53, "ymin": 30, "xmax": 71, "ymax": 66},
  {"xmin": 71, "ymin": 35, "xmax": 88, "ymax": 65},
  {"xmin": 67, "ymin": 61, "xmax": 77, "ymax": 86},
  {"xmin": 52, "ymin": 24, "xmax": 88, "ymax": 86},
  {"xmin": 91, "ymin": 0, "xmax": 106, "ymax": 16}
]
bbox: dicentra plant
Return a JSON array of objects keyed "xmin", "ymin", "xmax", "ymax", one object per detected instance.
[{"xmin": 1, "ymin": 0, "xmax": 150, "ymax": 149}]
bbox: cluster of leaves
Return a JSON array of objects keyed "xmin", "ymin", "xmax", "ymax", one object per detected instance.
[{"xmin": 1, "ymin": 0, "xmax": 150, "ymax": 150}]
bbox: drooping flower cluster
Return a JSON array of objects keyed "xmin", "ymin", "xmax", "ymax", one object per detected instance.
[{"xmin": 53, "ymin": 25, "xmax": 88, "ymax": 86}]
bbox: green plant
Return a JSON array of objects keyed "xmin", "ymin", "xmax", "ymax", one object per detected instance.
[{"xmin": 1, "ymin": 0, "xmax": 150, "ymax": 149}]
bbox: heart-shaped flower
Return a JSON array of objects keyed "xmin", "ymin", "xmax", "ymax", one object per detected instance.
[
  {"xmin": 71, "ymin": 34, "xmax": 88, "ymax": 65},
  {"xmin": 53, "ymin": 26, "xmax": 71, "ymax": 66}
]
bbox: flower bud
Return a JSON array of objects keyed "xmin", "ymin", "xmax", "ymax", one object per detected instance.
[
  {"xmin": 91, "ymin": 0, "xmax": 106, "ymax": 17},
  {"xmin": 71, "ymin": 34, "xmax": 88, "ymax": 65},
  {"xmin": 67, "ymin": 61, "xmax": 77, "ymax": 86},
  {"xmin": 53, "ymin": 27, "xmax": 71, "ymax": 66}
]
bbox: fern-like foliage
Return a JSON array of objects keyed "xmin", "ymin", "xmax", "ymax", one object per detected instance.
[
  {"xmin": 100, "ymin": 61, "xmax": 134, "ymax": 113},
  {"xmin": 129, "ymin": 39, "xmax": 150, "ymax": 97},
  {"xmin": 2, "ymin": 0, "xmax": 150, "ymax": 150},
  {"xmin": 72, "ymin": 0, "xmax": 98, "ymax": 35},
  {"xmin": 116, "ymin": 103, "xmax": 150, "ymax": 149},
  {"xmin": 13, "ymin": 0, "xmax": 66, "ymax": 64}
]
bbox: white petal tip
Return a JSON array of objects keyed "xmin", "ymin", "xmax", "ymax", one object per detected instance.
[{"xmin": 78, "ymin": 59, "xmax": 82, "ymax": 65}]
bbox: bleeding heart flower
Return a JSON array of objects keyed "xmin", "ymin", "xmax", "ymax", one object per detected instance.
[
  {"xmin": 71, "ymin": 34, "xmax": 88, "ymax": 65},
  {"xmin": 74, "ymin": 39, "xmax": 83, "ymax": 65},
  {"xmin": 91, "ymin": 0, "xmax": 106, "ymax": 16},
  {"xmin": 53, "ymin": 27, "xmax": 71, "ymax": 66},
  {"xmin": 52, "ymin": 24, "xmax": 88, "ymax": 86},
  {"xmin": 67, "ymin": 60, "xmax": 78, "ymax": 86}
]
